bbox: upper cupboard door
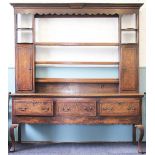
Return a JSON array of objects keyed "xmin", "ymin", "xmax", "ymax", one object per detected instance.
[
  {"xmin": 120, "ymin": 45, "xmax": 138, "ymax": 92},
  {"xmin": 16, "ymin": 44, "xmax": 34, "ymax": 92}
]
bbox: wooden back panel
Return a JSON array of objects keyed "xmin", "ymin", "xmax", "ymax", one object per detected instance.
[{"xmin": 36, "ymin": 83, "xmax": 118, "ymax": 94}]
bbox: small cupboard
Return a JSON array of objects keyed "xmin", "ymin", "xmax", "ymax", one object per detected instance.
[
  {"xmin": 15, "ymin": 44, "xmax": 35, "ymax": 92},
  {"xmin": 120, "ymin": 44, "xmax": 138, "ymax": 92}
]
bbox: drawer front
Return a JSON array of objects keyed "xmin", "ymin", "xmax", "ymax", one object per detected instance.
[
  {"xmin": 99, "ymin": 98, "xmax": 140, "ymax": 116},
  {"xmin": 14, "ymin": 98, "xmax": 53, "ymax": 116},
  {"xmin": 56, "ymin": 99, "xmax": 96, "ymax": 116}
]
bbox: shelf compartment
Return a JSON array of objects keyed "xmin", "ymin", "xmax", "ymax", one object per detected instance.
[
  {"xmin": 17, "ymin": 30, "xmax": 33, "ymax": 43},
  {"xmin": 17, "ymin": 14, "xmax": 33, "ymax": 29},
  {"xmin": 36, "ymin": 78, "xmax": 119, "ymax": 83},
  {"xmin": 121, "ymin": 28, "xmax": 138, "ymax": 31},
  {"xmin": 35, "ymin": 61, "xmax": 119, "ymax": 65},
  {"xmin": 35, "ymin": 42, "xmax": 119, "ymax": 46},
  {"xmin": 121, "ymin": 31, "xmax": 136, "ymax": 44},
  {"xmin": 121, "ymin": 14, "xmax": 136, "ymax": 29},
  {"xmin": 36, "ymin": 67, "xmax": 118, "ymax": 79},
  {"xmin": 35, "ymin": 18, "xmax": 118, "ymax": 43}
]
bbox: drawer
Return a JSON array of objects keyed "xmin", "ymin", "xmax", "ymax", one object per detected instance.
[
  {"xmin": 13, "ymin": 98, "xmax": 53, "ymax": 116},
  {"xmin": 56, "ymin": 99, "xmax": 96, "ymax": 116},
  {"xmin": 99, "ymin": 98, "xmax": 140, "ymax": 116}
]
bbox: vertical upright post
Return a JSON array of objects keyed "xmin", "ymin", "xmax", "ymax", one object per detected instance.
[
  {"xmin": 133, "ymin": 124, "xmax": 136, "ymax": 144},
  {"xmin": 118, "ymin": 14, "xmax": 122, "ymax": 93},
  {"xmin": 18, "ymin": 124, "xmax": 21, "ymax": 143}
]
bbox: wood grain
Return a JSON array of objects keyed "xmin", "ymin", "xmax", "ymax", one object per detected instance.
[
  {"xmin": 119, "ymin": 44, "xmax": 138, "ymax": 92},
  {"xmin": 10, "ymin": 3, "xmax": 143, "ymax": 15},
  {"xmin": 35, "ymin": 61, "xmax": 119, "ymax": 65},
  {"xmin": 56, "ymin": 100, "xmax": 96, "ymax": 117},
  {"xmin": 99, "ymin": 98, "xmax": 140, "ymax": 116},
  {"xmin": 11, "ymin": 93, "xmax": 144, "ymax": 98},
  {"xmin": 35, "ymin": 78, "xmax": 119, "ymax": 84},
  {"xmin": 12, "ymin": 115, "xmax": 141, "ymax": 125},
  {"xmin": 13, "ymin": 98, "xmax": 53, "ymax": 116},
  {"xmin": 15, "ymin": 44, "xmax": 34, "ymax": 92}
]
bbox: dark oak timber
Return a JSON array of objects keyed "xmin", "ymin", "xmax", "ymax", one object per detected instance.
[
  {"xmin": 10, "ymin": 3, "xmax": 144, "ymax": 153},
  {"xmin": 35, "ymin": 78, "xmax": 119, "ymax": 84},
  {"xmin": 35, "ymin": 61, "xmax": 119, "ymax": 65}
]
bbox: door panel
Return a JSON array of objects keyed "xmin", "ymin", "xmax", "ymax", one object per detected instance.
[
  {"xmin": 16, "ymin": 44, "xmax": 34, "ymax": 92},
  {"xmin": 120, "ymin": 45, "xmax": 138, "ymax": 92}
]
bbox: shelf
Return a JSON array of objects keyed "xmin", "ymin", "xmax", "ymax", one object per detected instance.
[
  {"xmin": 121, "ymin": 28, "xmax": 138, "ymax": 31},
  {"xmin": 120, "ymin": 43, "xmax": 137, "ymax": 45},
  {"xmin": 35, "ymin": 61, "xmax": 119, "ymax": 65},
  {"xmin": 17, "ymin": 28, "xmax": 33, "ymax": 30},
  {"xmin": 35, "ymin": 42, "xmax": 119, "ymax": 46},
  {"xmin": 11, "ymin": 93, "xmax": 144, "ymax": 98},
  {"xmin": 35, "ymin": 78, "xmax": 119, "ymax": 83}
]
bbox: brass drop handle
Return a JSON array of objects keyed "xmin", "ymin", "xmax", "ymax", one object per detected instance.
[
  {"xmin": 18, "ymin": 107, "xmax": 27, "ymax": 111},
  {"xmin": 63, "ymin": 107, "xmax": 70, "ymax": 112},
  {"xmin": 84, "ymin": 107, "xmax": 93, "ymax": 111},
  {"xmin": 41, "ymin": 107, "xmax": 49, "ymax": 112},
  {"xmin": 89, "ymin": 107, "xmax": 93, "ymax": 110},
  {"xmin": 117, "ymin": 102, "xmax": 125, "ymax": 105},
  {"xmin": 127, "ymin": 106, "xmax": 136, "ymax": 111},
  {"xmin": 101, "ymin": 84, "xmax": 105, "ymax": 88},
  {"xmin": 122, "ymin": 68, "xmax": 127, "ymax": 72}
]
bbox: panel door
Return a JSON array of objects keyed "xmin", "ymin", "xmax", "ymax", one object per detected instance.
[
  {"xmin": 120, "ymin": 45, "xmax": 138, "ymax": 92},
  {"xmin": 16, "ymin": 44, "xmax": 34, "ymax": 92}
]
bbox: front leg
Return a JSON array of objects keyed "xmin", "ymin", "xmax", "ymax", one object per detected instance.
[
  {"xmin": 132, "ymin": 124, "xmax": 136, "ymax": 144},
  {"xmin": 135, "ymin": 125, "xmax": 145, "ymax": 154},
  {"xmin": 9, "ymin": 124, "xmax": 18, "ymax": 152}
]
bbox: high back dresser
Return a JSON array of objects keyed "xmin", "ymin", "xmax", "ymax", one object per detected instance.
[{"xmin": 9, "ymin": 3, "xmax": 144, "ymax": 153}]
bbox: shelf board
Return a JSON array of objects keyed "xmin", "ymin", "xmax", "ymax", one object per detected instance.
[
  {"xmin": 35, "ymin": 42, "xmax": 119, "ymax": 46},
  {"xmin": 121, "ymin": 28, "xmax": 138, "ymax": 31},
  {"xmin": 35, "ymin": 61, "xmax": 119, "ymax": 65},
  {"xmin": 121, "ymin": 43, "xmax": 137, "ymax": 45},
  {"xmin": 17, "ymin": 28, "xmax": 33, "ymax": 30},
  {"xmin": 35, "ymin": 78, "xmax": 119, "ymax": 84},
  {"xmin": 11, "ymin": 93, "xmax": 144, "ymax": 98}
]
